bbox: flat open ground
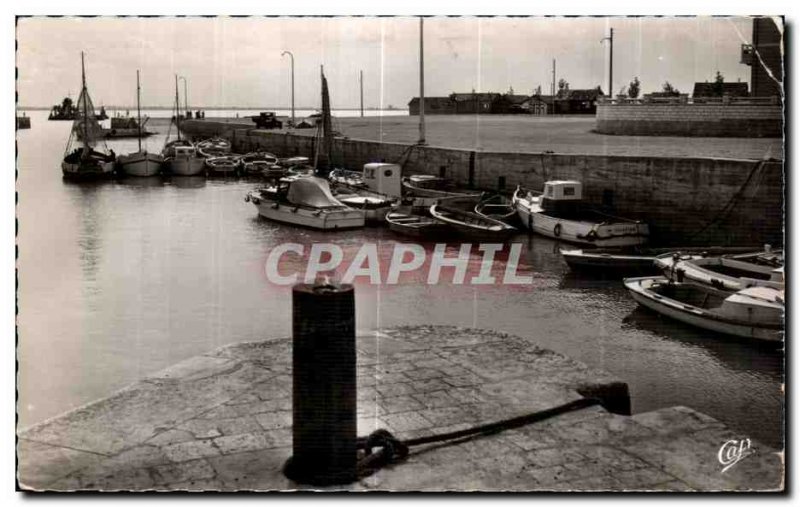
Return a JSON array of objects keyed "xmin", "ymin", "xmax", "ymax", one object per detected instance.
[{"xmin": 278, "ymin": 115, "xmax": 782, "ymax": 160}]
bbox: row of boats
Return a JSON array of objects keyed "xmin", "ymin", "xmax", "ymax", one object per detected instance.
[{"xmin": 243, "ymin": 162, "xmax": 784, "ymax": 344}]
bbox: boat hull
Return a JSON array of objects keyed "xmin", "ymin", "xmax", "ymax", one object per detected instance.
[
  {"xmin": 61, "ymin": 160, "xmax": 115, "ymax": 180},
  {"xmin": 513, "ymin": 191, "xmax": 648, "ymax": 247},
  {"xmin": 624, "ymin": 277, "xmax": 783, "ymax": 342},
  {"xmin": 561, "ymin": 249, "xmax": 658, "ymax": 274},
  {"xmin": 168, "ymin": 156, "xmax": 206, "ymax": 176},
  {"xmin": 248, "ymin": 194, "xmax": 365, "ymax": 230},
  {"xmin": 118, "ymin": 152, "xmax": 164, "ymax": 177}
]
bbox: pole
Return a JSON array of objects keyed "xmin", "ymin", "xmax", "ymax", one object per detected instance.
[
  {"xmin": 81, "ymin": 52, "xmax": 87, "ymax": 148},
  {"xmin": 359, "ymin": 70, "xmax": 364, "ymax": 117},
  {"xmin": 418, "ymin": 17, "xmax": 426, "ymax": 144},
  {"xmin": 602, "ymin": 28, "xmax": 614, "ymax": 98},
  {"xmin": 136, "ymin": 70, "xmax": 141, "ymax": 151},
  {"xmin": 551, "ymin": 58, "xmax": 556, "ymax": 115},
  {"xmin": 175, "ymin": 74, "xmax": 181, "ymax": 141},
  {"xmin": 183, "ymin": 78, "xmax": 189, "ymax": 116},
  {"xmin": 282, "ymin": 51, "xmax": 295, "ymax": 127}
]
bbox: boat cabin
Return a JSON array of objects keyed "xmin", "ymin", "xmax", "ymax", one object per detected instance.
[
  {"xmin": 543, "ymin": 180, "xmax": 583, "ymax": 201},
  {"xmin": 173, "ymin": 146, "xmax": 196, "ymax": 158},
  {"xmin": 363, "ymin": 163, "xmax": 402, "ymax": 198}
]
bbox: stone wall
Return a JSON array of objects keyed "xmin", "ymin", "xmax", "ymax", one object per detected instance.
[
  {"xmin": 182, "ymin": 121, "xmax": 784, "ymax": 246},
  {"xmin": 595, "ymin": 102, "xmax": 783, "ymax": 137}
]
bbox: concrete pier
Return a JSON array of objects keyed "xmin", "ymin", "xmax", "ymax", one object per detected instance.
[{"xmin": 18, "ymin": 326, "xmax": 782, "ymax": 491}]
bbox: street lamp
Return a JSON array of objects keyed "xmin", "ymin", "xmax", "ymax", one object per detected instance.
[
  {"xmin": 281, "ymin": 51, "xmax": 295, "ymax": 128},
  {"xmin": 178, "ymin": 76, "xmax": 189, "ymax": 118}
]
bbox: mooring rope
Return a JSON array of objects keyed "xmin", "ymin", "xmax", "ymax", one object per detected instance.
[{"xmin": 355, "ymin": 397, "xmax": 602, "ymax": 477}]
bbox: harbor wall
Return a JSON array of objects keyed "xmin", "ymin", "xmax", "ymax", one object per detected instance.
[
  {"xmin": 183, "ymin": 120, "xmax": 784, "ymax": 246},
  {"xmin": 595, "ymin": 100, "xmax": 783, "ymax": 137}
]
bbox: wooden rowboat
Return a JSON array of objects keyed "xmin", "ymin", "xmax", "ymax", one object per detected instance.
[
  {"xmin": 430, "ymin": 201, "xmax": 516, "ymax": 241},
  {"xmin": 385, "ymin": 211, "xmax": 452, "ymax": 238}
]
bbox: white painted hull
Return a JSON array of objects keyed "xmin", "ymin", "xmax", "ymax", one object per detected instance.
[
  {"xmin": 247, "ymin": 194, "xmax": 365, "ymax": 230},
  {"xmin": 513, "ymin": 191, "xmax": 648, "ymax": 247},
  {"xmin": 118, "ymin": 152, "xmax": 164, "ymax": 177},
  {"xmin": 168, "ymin": 156, "xmax": 205, "ymax": 176},
  {"xmin": 625, "ymin": 277, "xmax": 783, "ymax": 342},
  {"xmin": 654, "ymin": 254, "xmax": 783, "ymax": 291}
]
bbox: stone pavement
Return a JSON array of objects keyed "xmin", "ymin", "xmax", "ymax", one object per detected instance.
[{"xmin": 17, "ymin": 326, "xmax": 783, "ymax": 492}]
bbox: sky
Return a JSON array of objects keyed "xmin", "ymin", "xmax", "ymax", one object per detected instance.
[{"xmin": 16, "ymin": 16, "xmax": 757, "ymax": 109}]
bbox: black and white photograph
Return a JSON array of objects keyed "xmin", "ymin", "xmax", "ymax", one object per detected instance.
[{"xmin": 13, "ymin": 9, "xmax": 786, "ymax": 493}]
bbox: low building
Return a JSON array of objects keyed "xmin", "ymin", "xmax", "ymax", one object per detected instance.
[
  {"xmin": 491, "ymin": 94, "xmax": 532, "ymax": 114},
  {"xmin": 450, "ymin": 92, "xmax": 500, "ymax": 114},
  {"xmin": 554, "ymin": 88, "xmax": 605, "ymax": 114},
  {"xmin": 407, "ymin": 97, "xmax": 456, "ymax": 115}
]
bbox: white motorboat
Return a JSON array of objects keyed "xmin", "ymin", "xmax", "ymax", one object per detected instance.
[
  {"xmin": 624, "ymin": 276, "xmax": 784, "ymax": 342},
  {"xmin": 61, "ymin": 52, "xmax": 115, "ymax": 180},
  {"xmin": 513, "ymin": 181, "xmax": 649, "ymax": 247},
  {"xmin": 118, "ymin": 70, "xmax": 164, "ymax": 177},
  {"xmin": 654, "ymin": 248, "xmax": 784, "ymax": 291},
  {"xmin": 245, "ymin": 176, "xmax": 365, "ymax": 230}
]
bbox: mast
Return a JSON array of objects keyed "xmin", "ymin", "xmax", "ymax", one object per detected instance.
[
  {"xmin": 174, "ymin": 74, "xmax": 182, "ymax": 141},
  {"xmin": 418, "ymin": 17, "xmax": 426, "ymax": 144},
  {"xmin": 136, "ymin": 70, "xmax": 142, "ymax": 151},
  {"xmin": 81, "ymin": 52, "xmax": 88, "ymax": 150}
]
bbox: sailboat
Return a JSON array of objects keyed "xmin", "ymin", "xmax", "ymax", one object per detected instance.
[
  {"xmin": 162, "ymin": 75, "xmax": 204, "ymax": 176},
  {"xmin": 61, "ymin": 52, "xmax": 115, "ymax": 180},
  {"xmin": 117, "ymin": 70, "xmax": 164, "ymax": 177}
]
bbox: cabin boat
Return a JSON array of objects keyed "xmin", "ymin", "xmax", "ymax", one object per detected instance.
[
  {"xmin": 560, "ymin": 246, "xmax": 762, "ymax": 276},
  {"xmin": 513, "ymin": 181, "xmax": 649, "ymax": 247},
  {"xmin": 624, "ymin": 276, "xmax": 784, "ymax": 342},
  {"xmin": 385, "ymin": 210, "xmax": 452, "ymax": 238},
  {"xmin": 163, "ymin": 140, "xmax": 205, "ymax": 176},
  {"xmin": 430, "ymin": 199, "xmax": 516, "ymax": 241},
  {"xmin": 245, "ymin": 176, "xmax": 365, "ymax": 230},
  {"xmin": 118, "ymin": 70, "xmax": 164, "ymax": 177},
  {"xmin": 654, "ymin": 249, "xmax": 784, "ymax": 291},
  {"xmin": 403, "ymin": 175, "xmax": 481, "ymax": 199}
]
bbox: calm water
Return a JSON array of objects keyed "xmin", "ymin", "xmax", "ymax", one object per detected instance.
[{"xmin": 17, "ymin": 111, "xmax": 783, "ymax": 448}]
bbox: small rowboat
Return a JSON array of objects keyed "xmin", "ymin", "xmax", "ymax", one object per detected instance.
[
  {"xmin": 337, "ymin": 193, "xmax": 395, "ymax": 224},
  {"xmin": 402, "ymin": 175, "xmax": 481, "ymax": 199},
  {"xmin": 475, "ymin": 194, "xmax": 516, "ymax": 223},
  {"xmin": 624, "ymin": 276, "xmax": 784, "ymax": 342},
  {"xmin": 385, "ymin": 211, "xmax": 452, "ymax": 238},
  {"xmin": 654, "ymin": 248, "xmax": 784, "ymax": 291},
  {"xmin": 240, "ymin": 152, "xmax": 279, "ymax": 174},
  {"xmin": 205, "ymin": 156, "xmax": 240, "ymax": 175},
  {"xmin": 430, "ymin": 201, "xmax": 517, "ymax": 241},
  {"xmin": 196, "ymin": 137, "xmax": 231, "ymax": 158}
]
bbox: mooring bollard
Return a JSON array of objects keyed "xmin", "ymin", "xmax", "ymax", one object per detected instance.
[{"xmin": 283, "ymin": 281, "xmax": 357, "ymax": 486}]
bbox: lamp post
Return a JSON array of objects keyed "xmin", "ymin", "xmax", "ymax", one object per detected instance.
[
  {"xmin": 178, "ymin": 76, "xmax": 189, "ymax": 118},
  {"xmin": 282, "ymin": 51, "xmax": 295, "ymax": 127}
]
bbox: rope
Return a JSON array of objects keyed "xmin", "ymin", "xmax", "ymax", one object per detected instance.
[{"xmin": 355, "ymin": 397, "xmax": 601, "ymax": 477}]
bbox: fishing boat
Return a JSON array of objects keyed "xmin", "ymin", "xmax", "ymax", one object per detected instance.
[
  {"xmin": 402, "ymin": 175, "xmax": 481, "ymax": 199},
  {"xmin": 560, "ymin": 246, "xmax": 762, "ymax": 275},
  {"xmin": 162, "ymin": 76, "xmax": 205, "ymax": 176},
  {"xmin": 654, "ymin": 248, "xmax": 784, "ymax": 291},
  {"xmin": 118, "ymin": 71, "xmax": 164, "ymax": 177},
  {"xmin": 205, "ymin": 156, "xmax": 240, "ymax": 176},
  {"xmin": 60, "ymin": 53, "xmax": 115, "ymax": 180},
  {"xmin": 513, "ymin": 181, "xmax": 649, "ymax": 247},
  {"xmin": 245, "ymin": 176, "xmax": 365, "ymax": 230},
  {"xmin": 624, "ymin": 276, "xmax": 784, "ymax": 342},
  {"xmin": 196, "ymin": 137, "xmax": 232, "ymax": 158},
  {"xmin": 430, "ymin": 200, "xmax": 517, "ymax": 241},
  {"xmin": 386, "ymin": 210, "xmax": 452, "ymax": 238},
  {"xmin": 240, "ymin": 152, "xmax": 279, "ymax": 175},
  {"xmin": 475, "ymin": 194, "xmax": 517, "ymax": 223}
]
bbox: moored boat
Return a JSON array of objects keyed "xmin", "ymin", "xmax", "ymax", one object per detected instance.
[
  {"xmin": 118, "ymin": 70, "xmax": 164, "ymax": 177},
  {"xmin": 386, "ymin": 210, "xmax": 452, "ymax": 238},
  {"xmin": 513, "ymin": 181, "xmax": 649, "ymax": 247},
  {"xmin": 205, "ymin": 156, "xmax": 240, "ymax": 176},
  {"xmin": 654, "ymin": 248, "xmax": 784, "ymax": 291},
  {"xmin": 240, "ymin": 152, "xmax": 278, "ymax": 175},
  {"xmin": 161, "ymin": 76, "xmax": 205, "ymax": 176},
  {"xmin": 245, "ymin": 176, "xmax": 365, "ymax": 230},
  {"xmin": 336, "ymin": 193, "xmax": 395, "ymax": 224},
  {"xmin": 475, "ymin": 194, "xmax": 517, "ymax": 224},
  {"xmin": 196, "ymin": 137, "xmax": 232, "ymax": 158},
  {"xmin": 403, "ymin": 175, "xmax": 481, "ymax": 199},
  {"xmin": 60, "ymin": 52, "xmax": 115, "ymax": 180},
  {"xmin": 430, "ymin": 200, "xmax": 516, "ymax": 241},
  {"xmin": 624, "ymin": 276, "xmax": 784, "ymax": 342}
]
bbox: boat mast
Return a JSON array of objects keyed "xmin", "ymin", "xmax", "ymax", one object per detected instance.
[
  {"xmin": 81, "ymin": 51, "xmax": 88, "ymax": 151},
  {"xmin": 174, "ymin": 74, "xmax": 182, "ymax": 141},
  {"xmin": 136, "ymin": 70, "xmax": 142, "ymax": 151}
]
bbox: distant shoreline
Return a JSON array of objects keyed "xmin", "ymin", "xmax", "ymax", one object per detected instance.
[{"xmin": 17, "ymin": 106, "xmax": 403, "ymax": 112}]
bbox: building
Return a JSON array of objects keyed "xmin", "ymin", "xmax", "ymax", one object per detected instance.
[
  {"xmin": 407, "ymin": 97, "xmax": 456, "ymax": 115},
  {"xmin": 491, "ymin": 94, "xmax": 532, "ymax": 114},
  {"xmin": 450, "ymin": 92, "xmax": 500, "ymax": 114},
  {"xmin": 741, "ymin": 17, "xmax": 783, "ymax": 98},
  {"xmin": 692, "ymin": 81, "xmax": 749, "ymax": 98},
  {"xmin": 553, "ymin": 88, "xmax": 605, "ymax": 114}
]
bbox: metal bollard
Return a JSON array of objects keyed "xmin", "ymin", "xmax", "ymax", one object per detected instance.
[{"xmin": 283, "ymin": 282, "xmax": 357, "ymax": 485}]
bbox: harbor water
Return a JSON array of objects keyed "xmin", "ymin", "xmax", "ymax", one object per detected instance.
[{"xmin": 16, "ymin": 110, "xmax": 783, "ymax": 448}]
